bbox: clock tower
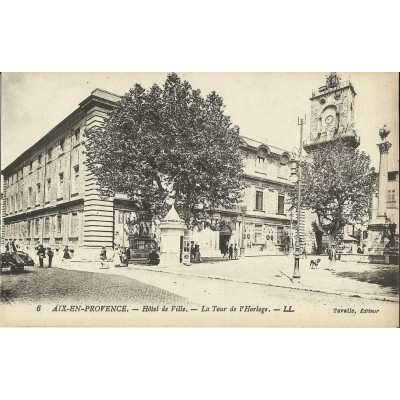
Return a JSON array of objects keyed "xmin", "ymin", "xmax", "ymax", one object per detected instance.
[{"xmin": 304, "ymin": 72, "xmax": 360, "ymax": 153}]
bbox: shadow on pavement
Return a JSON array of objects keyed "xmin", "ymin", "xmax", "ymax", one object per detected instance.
[{"xmin": 335, "ymin": 266, "xmax": 399, "ymax": 295}]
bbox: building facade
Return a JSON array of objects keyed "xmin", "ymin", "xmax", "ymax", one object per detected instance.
[
  {"xmin": 191, "ymin": 136, "xmax": 295, "ymax": 257},
  {"xmin": 2, "ymin": 89, "xmax": 125, "ymax": 259},
  {"xmin": 2, "ymin": 88, "xmax": 295, "ymax": 260},
  {"xmin": 370, "ymin": 170, "xmax": 399, "ymax": 238}
]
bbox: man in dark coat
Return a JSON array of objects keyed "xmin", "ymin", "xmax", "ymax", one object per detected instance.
[
  {"xmin": 47, "ymin": 247, "xmax": 54, "ymax": 268},
  {"xmin": 228, "ymin": 244, "xmax": 233, "ymax": 260},
  {"xmin": 37, "ymin": 244, "xmax": 46, "ymax": 268}
]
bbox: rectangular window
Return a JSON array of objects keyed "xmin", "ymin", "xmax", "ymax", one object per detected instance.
[
  {"xmin": 35, "ymin": 219, "xmax": 39, "ymax": 236},
  {"xmin": 20, "ymin": 191, "xmax": 24, "ymax": 210},
  {"xmin": 71, "ymin": 213, "xmax": 79, "ymax": 236},
  {"xmin": 257, "ymin": 157, "xmax": 265, "ymax": 164},
  {"xmin": 255, "ymin": 224, "xmax": 263, "ymax": 244},
  {"xmin": 277, "ymin": 226, "xmax": 284, "ymax": 245},
  {"xmin": 38, "ymin": 154, "xmax": 42, "ymax": 165},
  {"xmin": 37, "ymin": 183, "xmax": 41, "ymax": 203},
  {"xmin": 72, "ymin": 165, "xmax": 80, "ymax": 194},
  {"xmin": 60, "ymin": 138, "xmax": 65, "ymax": 152},
  {"xmin": 29, "ymin": 161, "xmax": 33, "ymax": 172},
  {"xmin": 46, "ymin": 178, "xmax": 51, "ymax": 202},
  {"xmin": 387, "ymin": 189, "xmax": 396, "ymax": 207},
  {"xmin": 44, "ymin": 217, "xmax": 50, "ymax": 237},
  {"xmin": 56, "ymin": 215, "xmax": 62, "ymax": 236},
  {"xmin": 119, "ymin": 211, "xmax": 124, "ymax": 223},
  {"xmin": 28, "ymin": 187, "xmax": 32, "ymax": 208},
  {"xmin": 47, "ymin": 147, "xmax": 52, "ymax": 161},
  {"xmin": 27, "ymin": 220, "xmax": 31, "ymax": 238},
  {"xmin": 58, "ymin": 173, "xmax": 64, "ymax": 198},
  {"xmin": 255, "ymin": 190, "xmax": 263, "ymax": 211},
  {"xmin": 278, "ymin": 194, "xmax": 285, "ymax": 214},
  {"xmin": 74, "ymin": 128, "xmax": 80, "ymax": 145}
]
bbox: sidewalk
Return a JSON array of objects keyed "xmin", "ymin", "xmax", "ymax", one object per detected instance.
[{"xmin": 55, "ymin": 255, "xmax": 399, "ymax": 302}]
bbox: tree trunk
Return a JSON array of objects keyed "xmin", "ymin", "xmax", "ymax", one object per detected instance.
[{"xmin": 315, "ymin": 230, "xmax": 324, "ymax": 255}]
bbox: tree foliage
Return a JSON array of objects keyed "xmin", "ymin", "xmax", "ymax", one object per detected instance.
[
  {"xmin": 290, "ymin": 140, "xmax": 376, "ymax": 240},
  {"xmin": 85, "ymin": 73, "xmax": 246, "ymax": 228}
]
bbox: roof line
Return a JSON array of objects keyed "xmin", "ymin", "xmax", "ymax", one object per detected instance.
[{"xmin": 241, "ymin": 135, "xmax": 292, "ymax": 153}]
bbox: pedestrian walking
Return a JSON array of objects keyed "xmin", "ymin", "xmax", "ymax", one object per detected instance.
[
  {"xmin": 148, "ymin": 249, "xmax": 160, "ymax": 265},
  {"xmin": 234, "ymin": 244, "xmax": 239, "ymax": 260},
  {"xmin": 99, "ymin": 246, "xmax": 109, "ymax": 269},
  {"xmin": 100, "ymin": 246, "xmax": 107, "ymax": 261},
  {"xmin": 47, "ymin": 247, "xmax": 54, "ymax": 268},
  {"xmin": 36, "ymin": 244, "xmax": 46, "ymax": 268},
  {"xmin": 301, "ymin": 246, "xmax": 307, "ymax": 259},
  {"xmin": 194, "ymin": 244, "xmax": 201, "ymax": 263},
  {"xmin": 5, "ymin": 239, "xmax": 11, "ymax": 253},
  {"xmin": 63, "ymin": 246, "xmax": 71, "ymax": 260},
  {"xmin": 113, "ymin": 245, "xmax": 120, "ymax": 267},
  {"xmin": 328, "ymin": 245, "xmax": 337, "ymax": 262},
  {"xmin": 222, "ymin": 243, "xmax": 228, "ymax": 260},
  {"xmin": 121, "ymin": 247, "xmax": 128, "ymax": 266},
  {"xmin": 228, "ymin": 244, "xmax": 233, "ymax": 260},
  {"xmin": 190, "ymin": 242, "xmax": 195, "ymax": 262}
]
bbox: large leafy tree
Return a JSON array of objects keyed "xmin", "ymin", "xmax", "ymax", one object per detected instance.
[
  {"xmin": 85, "ymin": 73, "xmax": 246, "ymax": 228},
  {"xmin": 290, "ymin": 140, "xmax": 376, "ymax": 244}
]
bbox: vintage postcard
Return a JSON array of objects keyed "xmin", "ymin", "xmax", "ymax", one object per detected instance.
[{"xmin": 1, "ymin": 72, "xmax": 399, "ymax": 327}]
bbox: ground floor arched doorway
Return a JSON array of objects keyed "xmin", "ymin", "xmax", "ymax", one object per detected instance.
[{"xmin": 219, "ymin": 225, "xmax": 232, "ymax": 253}]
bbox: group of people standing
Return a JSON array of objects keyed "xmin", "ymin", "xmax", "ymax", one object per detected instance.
[
  {"xmin": 35, "ymin": 244, "xmax": 54, "ymax": 268},
  {"xmin": 190, "ymin": 243, "xmax": 202, "ymax": 263},
  {"xmin": 222, "ymin": 243, "xmax": 239, "ymax": 260},
  {"xmin": 99, "ymin": 245, "xmax": 130, "ymax": 268}
]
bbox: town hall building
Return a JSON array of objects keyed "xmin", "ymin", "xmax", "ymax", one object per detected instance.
[{"xmin": 2, "ymin": 88, "xmax": 296, "ymax": 259}]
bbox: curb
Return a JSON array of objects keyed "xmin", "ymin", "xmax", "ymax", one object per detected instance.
[{"xmin": 124, "ymin": 265, "xmax": 399, "ymax": 303}]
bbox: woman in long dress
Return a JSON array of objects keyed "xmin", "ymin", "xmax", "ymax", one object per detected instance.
[
  {"xmin": 113, "ymin": 246, "xmax": 120, "ymax": 267},
  {"xmin": 11, "ymin": 239, "xmax": 25, "ymax": 265}
]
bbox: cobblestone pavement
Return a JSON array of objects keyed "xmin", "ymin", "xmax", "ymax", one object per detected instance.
[
  {"xmin": 0, "ymin": 267, "xmax": 190, "ymax": 305},
  {"xmin": 131, "ymin": 255, "xmax": 399, "ymax": 300},
  {"xmin": 2, "ymin": 261, "xmax": 398, "ymax": 326},
  {"xmin": 49, "ymin": 258, "xmax": 398, "ymax": 326}
]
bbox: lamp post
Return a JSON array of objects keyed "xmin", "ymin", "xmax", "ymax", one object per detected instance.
[{"xmin": 290, "ymin": 115, "xmax": 306, "ymax": 283}]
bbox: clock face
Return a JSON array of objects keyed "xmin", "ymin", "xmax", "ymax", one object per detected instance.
[{"xmin": 325, "ymin": 115, "xmax": 334, "ymax": 124}]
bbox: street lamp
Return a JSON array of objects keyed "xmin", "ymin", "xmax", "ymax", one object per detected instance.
[{"xmin": 289, "ymin": 116, "xmax": 306, "ymax": 283}]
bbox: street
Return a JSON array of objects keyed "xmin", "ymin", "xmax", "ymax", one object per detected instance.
[
  {"xmin": 0, "ymin": 267, "xmax": 190, "ymax": 305},
  {"xmin": 1, "ymin": 263, "xmax": 398, "ymax": 327}
]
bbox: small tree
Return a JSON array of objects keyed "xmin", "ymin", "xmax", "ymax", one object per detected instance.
[
  {"xmin": 85, "ymin": 73, "xmax": 246, "ymax": 229},
  {"xmin": 290, "ymin": 140, "xmax": 376, "ymax": 245}
]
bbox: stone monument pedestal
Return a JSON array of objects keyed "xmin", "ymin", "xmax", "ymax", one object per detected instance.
[
  {"xmin": 159, "ymin": 205, "xmax": 186, "ymax": 267},
  {"xmin": 367, "ymin": 130, "xmax": 394, "ymax": 263}
]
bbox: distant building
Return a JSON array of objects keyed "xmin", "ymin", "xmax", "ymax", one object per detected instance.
[
  {"xmin": 2, "ymin": 88, "xmax": 295, "ymax": 259},
  {"xmin": 370, "ymin": 170, "xmax": 399, "ymax": 237},
  {"xmin": 192, "ymin": 137, "xmax": 295, "ymax": 257}
]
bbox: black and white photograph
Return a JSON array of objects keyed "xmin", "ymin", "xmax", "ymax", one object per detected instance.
[{"xmin": 1, "ymin": 72, "xmax": 398, "ymax": 327}]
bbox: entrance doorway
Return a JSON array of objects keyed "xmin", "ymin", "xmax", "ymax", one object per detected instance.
[{"xmin": 219, "ymin": 225, "xmax": 232, "ymax": 253}]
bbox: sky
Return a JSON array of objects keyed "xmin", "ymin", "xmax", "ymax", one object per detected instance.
[{"xmin": 1, "ymin": 72, "xmax": 399, "ymax": 172}]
